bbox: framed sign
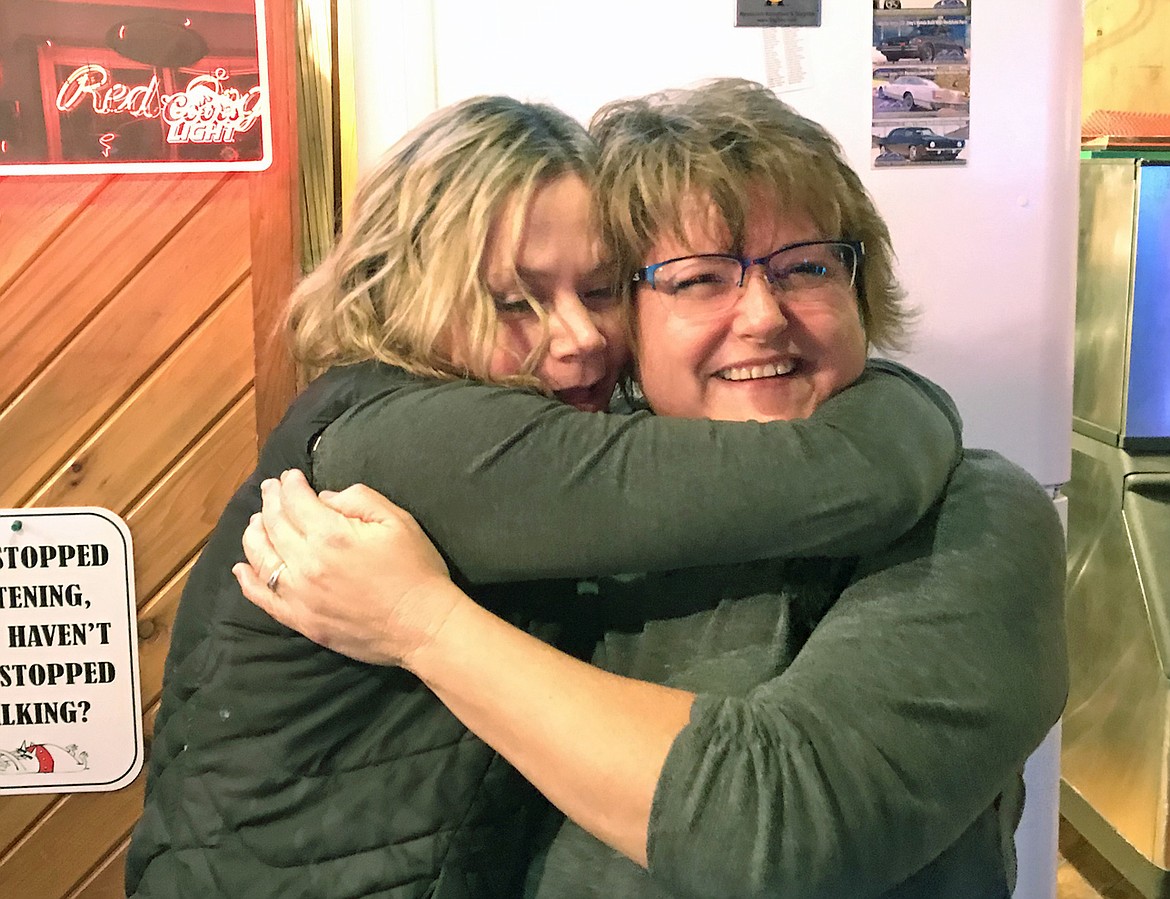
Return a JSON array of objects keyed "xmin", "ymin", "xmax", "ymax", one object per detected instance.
[
  {"xmin": 0, "ymin": 0, "xmax": 272, "ymax": 174},
  {"xmin": 0, "ymin": 508, "xmax": 142, "ymax": 795},
  {"xmin": 736, "ymin": 0, "xmax": 822, "ymax": 28}
]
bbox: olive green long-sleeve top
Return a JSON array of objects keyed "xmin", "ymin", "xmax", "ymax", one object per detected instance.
[
  {"xmin": 526, "ymin": 449, "xmax": 1067, "ymax": 898},
  {"xmin": 314, "ymin": 359, "xmax": 962, "ymax": 581}
]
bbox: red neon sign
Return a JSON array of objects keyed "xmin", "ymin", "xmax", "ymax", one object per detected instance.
[{"xmin": 55, "ymin": 64, "xmax": 264, "ymax": 146}]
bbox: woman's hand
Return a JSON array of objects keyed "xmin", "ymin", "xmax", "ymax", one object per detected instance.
[
  {"xmin": 233, "ymin": 469, "xmax": 465, "ymax": 668},
  {"xmin": 236, "ymin": 472, "xmax": 691, "ymax": 868}
]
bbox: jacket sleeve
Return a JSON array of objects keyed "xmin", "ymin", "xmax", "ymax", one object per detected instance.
[
  {"xmin": 313, "ymin": 360, "xmax": 963, "ymax": 582},
  {"xmin": 645, "ymin": 450, "xmax": 1068, "ymax": 898}
]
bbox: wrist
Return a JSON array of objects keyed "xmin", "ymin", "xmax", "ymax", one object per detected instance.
[{"xmin": 396, "ymin": 579, "xmax": 473, "ymax": 675}]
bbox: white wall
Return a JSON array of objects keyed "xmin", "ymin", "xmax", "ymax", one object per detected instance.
[{"xmin": 348, "ymin": 0, "xmax": 1081, "ymax": 487}]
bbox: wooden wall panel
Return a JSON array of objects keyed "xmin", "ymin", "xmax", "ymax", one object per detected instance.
[
  {"xmin": 0, "ymin": 180, "xmax": 250, "ymax": 504},
  {"xmin": 28, "ymin": 284, "xmax": 254, "ymax": 512},
  {"xmin": 0, "ymin": 704, "xmax": 161, "ymax": 899},
  {"xmin": 0, "ymin": 175, "xmax": 227, "ymax": 411},
  {"xmin": 0, "ymin": 215, "xmax": 260, "ymax": 896},
  {"xmin": 251, "ymin": 0, "xmax": 301, "ymax": 438},
  {"xmin": 0, "ymin": 561, "xmax": 186, "ymax": 878},
  {"xmin": 0, "ymin": 565, "xmax": 195, "ymax": 887},
  {"xmin": 136, "ymin": 565, "xmax": 193, "ymax": 703},
  {"xmin": 0, "ymin": 177, "xmax": 109, "ymax": 291},
  {"xmin": 0, "ymin": 795, "xmax": 59, "ymax": 857},
  {"xmin": 70, "ymin": 843, "xmax": 131, "ymax": 899},
  {"xmin": 0, "ymin": 1, "xmax": 298, "ymax": 893},
  {"xmin": 0, "ymin": 782, "xmax": 146, "ymax": 898},
  {"xmin": 126, "ymin": 391, "xmax": 258, "ymax": 599},
  {"xmin": 1083, "ymin": 0, "xmax": 1170, "ymax": 118}
]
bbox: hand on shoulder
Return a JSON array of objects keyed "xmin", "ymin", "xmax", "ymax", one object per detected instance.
[{"xmin": 233, "ymin": 469, "xmax": 463, "ymax": 668}]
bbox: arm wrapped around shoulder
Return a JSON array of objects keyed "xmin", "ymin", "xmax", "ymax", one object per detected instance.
[
  {"xmin": 313, "ymin": 360, "xmax": 963, "ymax": 583},
  {"xmin": 646, "ymin": 449, "xmax": 1067, "ymax": 899}
]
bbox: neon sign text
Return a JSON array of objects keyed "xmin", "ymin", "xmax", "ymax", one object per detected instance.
[
  {"xmin": 56, "ymin": 65, "xmax": 263, "ymax": 145},
  {"xmin": 56, "ymin": 65, "xmax": 160, "ymax": 118}
]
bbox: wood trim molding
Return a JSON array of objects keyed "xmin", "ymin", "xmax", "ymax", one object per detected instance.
[{"xmin": 248, "ymin": 0, "xmax": 299, "ymax": 442}]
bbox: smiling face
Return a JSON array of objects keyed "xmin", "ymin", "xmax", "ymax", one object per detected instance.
[
  {"xmin": 479, "ymin": 174, "xmax": 629, "ymax": 412},
  {"xmin": 634, "ymin": 190, "xmax": 867, "ymax": 422}
]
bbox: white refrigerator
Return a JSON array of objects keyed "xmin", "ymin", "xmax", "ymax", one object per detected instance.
[{"xmin": 345, "ymin": 2, "xmax": 1082, "ymax": 895}]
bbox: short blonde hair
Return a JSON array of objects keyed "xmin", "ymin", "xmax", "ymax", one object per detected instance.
[
  {"xmin": 289, "ymin": 96, "xmax": 597, "ymax": 382},
  {"xmin": 591, "ymin": 78, "xmax": 912, "ymax": 351}
]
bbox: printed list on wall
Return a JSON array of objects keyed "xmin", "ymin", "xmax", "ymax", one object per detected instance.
[{"xmin": 0, "ymin": 508, "xmax": 142, "ymax": 795}]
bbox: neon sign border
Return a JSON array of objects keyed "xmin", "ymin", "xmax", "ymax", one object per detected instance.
[{"xmin": 1, "ymin": 0, "xmax": 273, "ymax": 176}]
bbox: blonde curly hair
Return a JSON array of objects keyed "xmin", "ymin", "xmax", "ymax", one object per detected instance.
[
  {"xmin": 288, "ymin": 96, "xmax": 598, "ymax": 382},
  {"xmin": 591, "ymin": 78, "xmax": 912, "ymax": 351}
]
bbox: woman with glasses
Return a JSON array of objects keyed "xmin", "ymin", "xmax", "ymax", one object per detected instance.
[
  {"xmin": 127, "ymin": 87, "xmax": 967, "ymax": 899},
  {"xmin": 237, "ymin": 80, "xmax": 1065, "ymax": 898}
]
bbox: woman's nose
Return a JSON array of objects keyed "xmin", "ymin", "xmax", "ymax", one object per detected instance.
[
  {"xmin": 732, "ymin": 268, "xmax": 788, "ymax": 337},
  {"xmin": 549, "ymin": 295, "xmax": 606, "ymax": 358}
]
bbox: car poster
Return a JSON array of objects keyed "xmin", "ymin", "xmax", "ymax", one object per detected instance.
[
  {"xmin": 0, "ymin": 0, "xmax": 271, "ymax": 175},
  {"xmin": 872, "ymin": 0, "xmax": 970, "ymax": 168}
]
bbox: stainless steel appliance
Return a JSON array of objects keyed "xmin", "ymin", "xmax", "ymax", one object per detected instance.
[{"xmin": 1062, "ymin": 156, "xmax": 1170, "ymax": 899}]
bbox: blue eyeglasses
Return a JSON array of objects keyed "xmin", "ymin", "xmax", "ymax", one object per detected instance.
[{"xmin": 632, "ymin": 239, "xmax": 864, "ymax": 320}]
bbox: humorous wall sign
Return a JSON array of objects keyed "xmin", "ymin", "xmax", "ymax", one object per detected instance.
[
  {"xmin": 0, "ymin": 0, "xmax": 272, "ymax": 174},
  {"xmin": 0, "ymin": 508, "xmax": 142, "ymax": 794}
]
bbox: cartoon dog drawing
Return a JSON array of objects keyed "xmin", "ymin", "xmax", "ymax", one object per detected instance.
[{"xmin": 0, "ymin": 741, "xmax": 89, "ymax": 774}]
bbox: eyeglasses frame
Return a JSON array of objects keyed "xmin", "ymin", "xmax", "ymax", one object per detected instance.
[{"xmin": 632, "ymin": 238, "xmax": 865, "ymax": 297}]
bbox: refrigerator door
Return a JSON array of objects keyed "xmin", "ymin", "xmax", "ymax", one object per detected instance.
[
  {"xmin": 1128, "ymin": 163, "xmax": 1170, "ymax": 444},
  {"xmin": 1075, "ymin": 159, "xmax": 1170, "ymax": 449}
]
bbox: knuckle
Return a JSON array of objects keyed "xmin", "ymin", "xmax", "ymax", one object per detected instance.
[{"xmin": 297, "ymin": 557, "xmax": 326, "ymax": 584}]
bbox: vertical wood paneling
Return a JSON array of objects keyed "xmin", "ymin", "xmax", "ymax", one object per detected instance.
[
  {"xmin": 296, "ymin": 0, "xmax": 338, "ymax": 273},
  {"xmin": 251, "ymin": 0, "xmax": 302, "ymax": 440}
]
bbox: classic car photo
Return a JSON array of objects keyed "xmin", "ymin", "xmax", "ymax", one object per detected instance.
[
  {"xmin": 877, "ymin": 126, "xmax": 966, "ymax": 162},
  {"xmin": 876, "ymin": 24, "xmax": 966, "ymax": 62},
  {"xmin": 876, "ymin": 75, "xmax": 967, "ymax": 111}
]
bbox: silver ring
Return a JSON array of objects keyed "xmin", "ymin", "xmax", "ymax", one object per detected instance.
[{"xmin": 266, "ymin": 561, "xmax": 289, "ymax": 593}]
